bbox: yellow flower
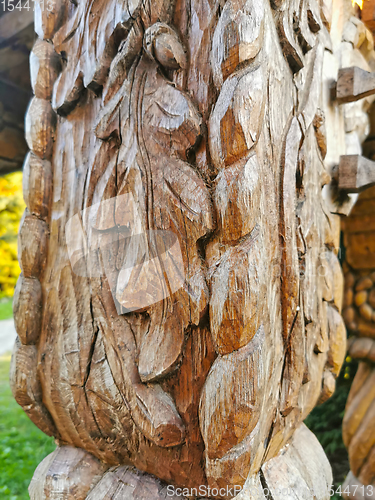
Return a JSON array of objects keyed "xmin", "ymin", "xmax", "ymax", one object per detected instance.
[{"xmin": 0, "ymin": 171, "xmax": 25, "ymax": 298}]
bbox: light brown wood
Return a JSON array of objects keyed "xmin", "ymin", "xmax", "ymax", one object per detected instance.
[
  {"xmin": 18, "ymin": 212, "xmax": 48, "ymax": 279},
  {"xmin": 337, "ymin": 67, "xmax": 375, "ymax": 104},
  {"xmin": 22, "ymin": 153, "xmax": 53, "ymax": 220},
  {"xmin": 29, "ymin": 446, "xmax": 109, "ymax": 500},
  {"xmin": 10, "ymin": 338, "xmax": 57, "ymax": 437},
  {"xmin": 13, "ymin": 274, "xmax": 42, "ymax": 345},
  {"xmin": 25, "ymin": 98, "xmax": 56, "ymax": 160},
  {"xmin": 361, "ymin": 0, "xmax": 375, "ymax": 33},
  {"xmin": 342, "ymin": 187, "xmax": 375, "ymax": 496},
  {"xmin": 12, "ymin": 0, "xmax": 372, "ymax": 498},
  {"xmin": 339, "ymin": 155, "xmax": 375, "ymax": 193},
  {"xmin": 30, "ymin": 40, "xmax": 61, "ymax": 101}
]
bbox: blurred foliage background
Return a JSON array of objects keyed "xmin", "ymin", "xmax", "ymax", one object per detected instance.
[{"xmin": 0, "ymin": 172, "xmax": 25, "ymax": 300}]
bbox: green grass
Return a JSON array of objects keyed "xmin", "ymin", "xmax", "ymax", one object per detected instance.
[
  {"xmin": 0, "ymin": 299, "xmax": 13, "ymax": 321},
  {"xmin": 0, "ymin": 355, "xmax": 56, "ymax": 499}
]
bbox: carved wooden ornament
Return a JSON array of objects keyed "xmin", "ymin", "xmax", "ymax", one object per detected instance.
[
  {"xmin": 342, "ymin": 187, "xmax": 375, "ymax": 498},
  {"xmin": 12, "ymin": 0, "xmax": 354, "ymax": 498}
]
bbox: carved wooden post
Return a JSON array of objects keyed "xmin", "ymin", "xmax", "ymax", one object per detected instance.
[
  {"xmin": 10, "ymin": 0, "xmax": 373, "ymax": 498},
  {"xmin": 341, "ymin": 187, "xmax": 375, "ymax": 499}
]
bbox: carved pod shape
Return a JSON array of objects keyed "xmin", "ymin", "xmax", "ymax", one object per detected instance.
[
  {"xmin": 34, "ymin": 0, "xmax": 69, "ymax": 41},
  {"xmin": 30, "ymin": 39, "xmax": 61, "ymax": 100},
  {"xmin": 200, "ymin": 327, "xmax": 266, "ymax": 460},
  {"xmin": 343, "ymin": 306, "xmax": 355, "ymax": 325},
  {"xmin": 321, "ymin": 251, "xmax": 344, "ymax": 310},
  {"xmin": 29, "ymin": 447, "xmax": 109, "ymax": 500},
  {"xmin": 355, "ymin": 290, "xmax": 368, "ymax": 307},
  {"xmin": 10, "ymin": 339, "xmax": 42, "ymax": 405},
  {"xmin": 318, "ymin": 370, "xmax": 336, "ymax": 404},
  {"xmin": 209, "ymin": 228, "xmax": 265, "ymax": 355},
  {"xmin": 326, "ymin": 306, "xmax": 347, "ymax": 378},
  {"xmin": 355, "ymin": 277, "xmax": 373, "ymax": 291},
  {"xmin": 210, "ymin": 0, "xmax": 265, "ymax": 88},
  {"xmin": 25, "ymin": 98, "xmax": 56, "ymax": 160},
  {"xmin": 22, "ymin": 152, "xmax": 52, "ymax": 220},
  {"xmin": 18, "ymin": 212, "xmax": 48, "ymax": 279},
  {"xmin": 349, "ymin": 338, "xmax": 375, "ymax": 362},
  {"xmin": 359, "ymin": 303, "xmax": 373, "ymax": 321},
  {"xmin": 209, "ymin": 65, "xmax": 265, "ymax": 170},
  {"xmin": 13, "ymin": 274, "xmax": 43, "ymax": 345},
  {"xmin": 10, "ymin": 338, "xmax": 56, "ymax": 436},
  {"xmin": 144, "ymin": 23, "xmax": 187, "ymax": 70}
]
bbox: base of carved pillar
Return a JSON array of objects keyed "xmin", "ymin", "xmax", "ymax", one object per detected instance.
[
  {"xmin": 258, "ymin": 424, "xmax": 333, "ymax": 500},
  {"xmin": 342, "ymin": 472, "xmax": 375, "ymax": 500},
  {"xmin": 29, "ymin": 425, "xmax": 333, "ymax": 500}
]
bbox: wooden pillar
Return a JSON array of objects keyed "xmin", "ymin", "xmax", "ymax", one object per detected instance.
[
  {"xmin": 341, "ymin": 158, "xmax": 375, "ymax": 500},
  {"xmin": 10, "ymin": 0, "xmax": 374, "ymax": 498}
]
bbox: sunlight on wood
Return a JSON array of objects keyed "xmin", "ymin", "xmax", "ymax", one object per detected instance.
[{"xmin": 352, "ymin": 0, "xmax": 363, "ymax": 9}]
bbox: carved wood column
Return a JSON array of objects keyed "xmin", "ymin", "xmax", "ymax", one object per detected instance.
[
  {"xmin": 337, "ymin": 15, "xmax": 375, "ymax": 495},
  {"xmin": 341, "ymin": 156, "xmax": 375, "ymax": 500},
  {"xmin": 9, "ymin": 0, "xmax": 372, "ymax": 498}
]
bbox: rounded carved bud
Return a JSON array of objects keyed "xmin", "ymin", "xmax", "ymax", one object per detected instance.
[
  {"xmin": 144, "ymin": 23, "xmax": 187, "ymax": 70},
  {"xmin": 343, "ymin": 306, "xmax": 355, "ymax": 325},
  {"xmin": 34, "ymin": 0, "xmax": 69, "ymax": 41},
  {"xmin": 344, "ymin": 287, "xmax": 353, "ymax": 307},
  {"xmin": 18, "ymin": 211, "xmax": 48, "ymax": 279},
  {"xmin": 345, "ymin": 272, "xmax": 355, "ymax": 288},
  {"xmin": 25, "ymin": 98, "xmax": 56, "ymax": 160},
  {"xmin": 23, "ymin": 152, "xmax": 52, "ymax": 220},
  {"xmin": 355, "ymin": 276, "xmax": 373, "ymax": 292},
  {"xmin": 360, "ymin": 303, "xmax": 373, "ymax": 322},
  {"xmin": 355, "ymin": 290, "xmax": 368, "ymax": 307},
  {"xmin": 13, "ymin": 274, "xmax": 43, "ymax": 345},
  {"xmin": 30, "ymin": 39, "xmax": 61, "ymax": 100}
]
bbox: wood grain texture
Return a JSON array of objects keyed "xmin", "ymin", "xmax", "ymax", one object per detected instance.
[
  {"xmin": 30, "ymin": 39, "xmax": 62, "ymax": 101},
  {"xmin": 13, "ymin": 274, "xmax": 42, "ymax": 345},
  {"xmin": 22, "ymin": 153, "xmax": 53, "ymax": 220},
  {"xmin": 29, "ymin": 446, "xmax": 109, "ymax": 500},
  {"xmin": 10, "ymin": 338, "xmax": 57, "ymax": 438},
  {"xmin": 342, "ymin": 185, "xmax": 375, "ymax": 495},
  {"xmin": 339, "ymin": 155, "xmax": 375, "ymax": 193},
  {"xmin": 337, "ymin": 67, "xmax": 375, "ymax": 104},
  {"xmin": 12, "ymin": 0, "xmax": 365, "ymax": 497},
  {"xmin": 261, "ymin": 424, "xmax": 333, "ymax": 500}
]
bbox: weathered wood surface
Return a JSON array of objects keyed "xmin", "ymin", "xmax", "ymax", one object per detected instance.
[
  {"xmin": 337, "ymin": 67, "xmax": 375, "ymax": 104},
  {"xmin": 10, "ymin": 0, "xmax": 372, "ymax": 498},
  {"xmin": 339, "ymin": 155, "xmax": 375, "ymax": 192},
  {"xmin": 29, "ymin": 424, "xmax": 333, "ymax": 500},
  {"xmin": 342, "ymin": 186, "xmax": 375, "ymax": 498},
  {"xmin": 362, "ymin": 0, "xmax": 375, "ymax": 34}
]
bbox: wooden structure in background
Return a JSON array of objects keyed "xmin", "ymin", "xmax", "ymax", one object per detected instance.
[
  {"xmin": 362, "ymin": 0, "xmax": 375, "ymax": 33},
  {"xmin": 0, "ymin": 9, "xmax": 33, "ymax": 174},
  {"xmin": 341, "ymin": 148, "xmax": 375, "ymax": 499},
  {"xmin": 8, "ymin": 0, "xmax": 375, "ymax": 498},
  {"xmin": 341, "ymin": 189, "xmax": 375, "ymax": 499}
]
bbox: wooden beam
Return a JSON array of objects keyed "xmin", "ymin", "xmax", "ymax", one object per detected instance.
[
  {"xmin": 338, "ymin": 155, "xmax": 375, "ymax": 193},
  {"xmin": 361, "ymin": 0, "xmax": 375, "ymax": 33},
  {"xmin": 0, "ymin": 7, "xmax": 33, "ymax": 44},
  {"xmin": 336, "ymin": 66, "xmax": 375, "ymax": 103}
]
